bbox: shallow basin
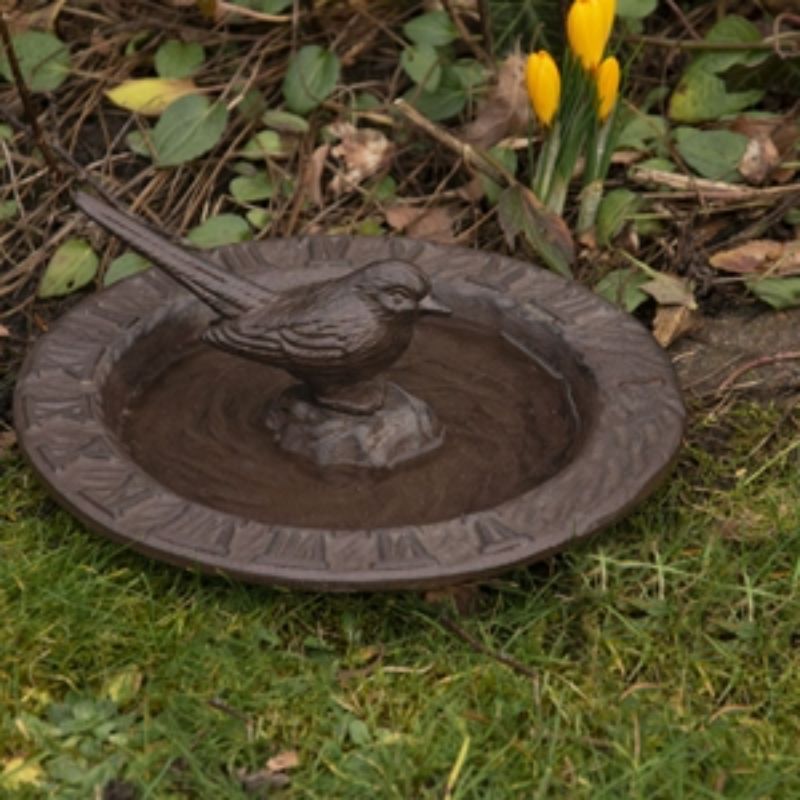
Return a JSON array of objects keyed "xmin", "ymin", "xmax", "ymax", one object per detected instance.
[{"xmin": 14, "ymin": 236, "xmax": 685, "ymax": 590}]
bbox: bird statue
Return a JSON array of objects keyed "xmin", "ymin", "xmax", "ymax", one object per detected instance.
[{"xmin": 73, "ymin": 191, "xmax": 449, "ymax": 415}]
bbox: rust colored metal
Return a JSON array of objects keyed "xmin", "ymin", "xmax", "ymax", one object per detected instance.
[{"xmin": 14, "ymin": 229, "xmax": 685, "ymax": 591}]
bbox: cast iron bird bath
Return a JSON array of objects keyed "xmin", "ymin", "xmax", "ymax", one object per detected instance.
[{"xmin": 14, "ymin": 194, "xmax": 685, "ymax": 591}]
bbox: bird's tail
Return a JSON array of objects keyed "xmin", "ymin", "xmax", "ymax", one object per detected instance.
[{"xmin": 74, "ymin": 190, "xmax": 273, "ymax": 317}]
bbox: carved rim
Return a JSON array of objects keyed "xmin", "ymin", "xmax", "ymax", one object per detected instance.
[{"xmin": 14, "ymin": 236, "xmax": 685, "ymax": 591}]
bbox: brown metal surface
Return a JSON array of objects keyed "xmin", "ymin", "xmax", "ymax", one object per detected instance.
[{"xmin": 14, "ymin": 235, "xmax": 685, "ymax": 591}]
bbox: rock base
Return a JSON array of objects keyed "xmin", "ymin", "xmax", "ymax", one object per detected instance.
[{"xmin": 265, "ymin": 382, "xmax": 444, "ymax": 469}]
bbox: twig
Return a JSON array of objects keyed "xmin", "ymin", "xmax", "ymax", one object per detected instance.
[
  {"xmin": 0, "ymin": 105, "xmax": 125, "ymax": 210},
  {"xmin": 394, "ymin": 98, "xmax": 510, "ymax": 186},
  {"xmin": 664, "ymin": 0, "xmax": 701, "ymax": 39},
  {"xmin": 624, "ymin": 31, "xmax": 800, "ymax": 53},
  {"xmin": 717, "ymin": 351, "xmax": 800, "ymax": 395},
  {"xmin": 629, "ymin": 167, "xmax": 800, "ymax": 203},
  {"xmin": 476, "ymin": 0, "xmax": 492, "ymax": 60},
  {"xmin": 216, "ymin": 1, "xmax": 290, "ymax": 22},
  {"xmin": 438, "ymin": 614, "xmax": 538, "ymax": 680},
  {"xmin": 0, "ymin": 12, "xmax": 61, "ymax": 178},
  {"xmin": 440, "ymin": 0, "xmax": 491, "ymax": 67}
]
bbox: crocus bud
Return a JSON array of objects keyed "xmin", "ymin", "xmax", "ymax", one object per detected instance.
[
  {"xmin": 596, "ymin": 55, "xmax": 620, "ymax": 121},
  {"xmin": 525, "ymin": 50, "xmax": 560, "ymax": 127},
  {"xmin": 567, "ymin": 0, "xmax": 614, "ymax": 71}
]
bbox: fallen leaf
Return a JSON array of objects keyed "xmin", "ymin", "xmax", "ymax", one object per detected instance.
[
  {"xmin": 105, "ymin": 78, "xmax": 200, "ymax": 116},
  {"xmin": 461, "ymin": 51, "xmax": 528, "ymax": 148},
  {"xmin": 0, "ymin": 323, "xmax": 9, "ymax": 337},
  {"xmin": 641, "ymin": 272, "xmax": 697, "ymax": 308},
  {"xmin": 731, "ymin": 114, "xmax": 799, "ymax": 184},
  {"xmin": 385, "ymin": 204, "xmax": 458, "ymax": 243},
  {"xmin": 328, "ymin": 122, "xmax": 394, "ymax": 195},
  {"xmin": 737, "ymin": 134, "xmax": 780, "ymax": 185},
  {"xmin": 652, "ymin": 304, "xmax": 695, "ymax": 348},
  {"xmin": 710, "ymin": 240, "xmax": 782, "ymax": 274},
  {"xmin": 266, "ymin": 750, "xmax": 300, "ymax": 773}
]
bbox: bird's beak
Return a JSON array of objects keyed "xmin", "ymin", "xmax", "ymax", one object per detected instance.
[{"xmin": 419, "ymin": 294, "xmax": 451, "ymax": 316}]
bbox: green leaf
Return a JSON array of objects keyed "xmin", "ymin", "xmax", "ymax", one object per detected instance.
[
  {"xmin": 154, "ymin": 40, "xmax": 205, "ymax": 79},
  {"xmin": 355, "ymin": 217, "xmax": 384, "ymax": 236},
  {"xmin": 246, "ymin": 208, "xmax": 271, "ymax": 229},
  {"xmin": 616, "ymin": 0, "xmax": 657, "ymax": 18},
  {"xmin": 38, "ymin": 239, "xmax": 98, "ymax": 298},
  {"xmin": 404, "ymin": 85, "xmax": 466, "ymax": 121},
  {"xmin": 0, "ymin": 124, "xmax": 12, "ymax": 141},
  {"xmin": 240, "ymin": 130, "xmax": 284, "ymax": 159},
  {"xmin": 449, "ymin": 59, "xmax": 486, "ymax": 89},
  {"xmin": 0, "ymin": 31, "xmax": 70, "ymax": 93},
  {"xmin": 0, "ymin": 199, "xmax": 18, "ymax": 221},
  {"xmin": 261, "ymin": 109, "xmax": 310, "ymax": 133},
  {"xmin": 347, "ymin": 718, "xmax": 372, "ymax": 745},
  {"xmin": 691, "ymin": 15, "xmax": 768, "ymax": 75},
  {"xmin": 400, "ymin": 44, "xmax": 441, "ymax": 92},
  {"xmin": 187, "ymin": 214, "xmax": 251, "ymax": 248},
  {"xmin": 674, "ymin": 127, "xmax": 748, "ymax": 181},
  {"xmin": 104, "ymin": 252, "xmax": 151, "ymax": 286},
  {"xmin": 616, "ymin": 112, "xmax": 667, "ymax": 152},
  {"xmin": 669, "ymin": 70, "xmax": 762, "ymax": 123},
  {"xmin": 125, "ymin": 130, "xmax": 153, "ymax": 157},
  {"xmin": 403, "ymin": 11, "xmax": 458, "ymax": 46},
  {"xmin": 370, "ymin": 175, "xmax": 397, "ymax": 202},
  {"xmin": 282, "ymin": 45, "xmax": 340, "ymax": 115},
  {"xmin": 597, "ymin": 189, "xmax": 641, "ymax": 247},
  {"xmin": 151, "ymin": 95, "xmax": 228, "ymax": 167},
  {"xmin": 230, "ymin": 172, "xmax": 275, "ymax": 203},
  {"xmin": 747, "ymin": 277, "xmax": 800, "ymax": 310},
  {"xmin": 595, "ymin": 268, "xmax": 650, "ymax": 312}
]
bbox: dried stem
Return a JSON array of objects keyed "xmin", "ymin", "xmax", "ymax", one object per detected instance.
[{"xmin": 0, "ymin": 12, "xmax": 61, "ymax": 178}]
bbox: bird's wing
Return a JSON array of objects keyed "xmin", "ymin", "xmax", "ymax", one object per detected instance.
[{"xmin": 203, "ymin": 308, "xmax": 360, "ymax": 366}]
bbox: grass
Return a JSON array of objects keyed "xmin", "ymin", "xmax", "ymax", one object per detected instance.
[{"xmin": 1, "ymin": 401, "xmax": 800, "ymax": 799}]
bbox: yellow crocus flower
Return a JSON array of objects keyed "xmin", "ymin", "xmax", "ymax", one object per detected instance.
[
  {"xmin": 596, "ymin": 56, "xmax": 620, "ymax": 121},
  {"xmin": 525, "ymin": 50, "xmax": 560, "ymax": 127},
  {"xmin": 567, "ymin": 0, "xmax": 614, "ymax": 71}
]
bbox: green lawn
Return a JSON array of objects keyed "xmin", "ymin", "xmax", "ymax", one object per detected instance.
[{"xmin": 2, "ymin": 402, "xmax": 799, "ymax": 799}]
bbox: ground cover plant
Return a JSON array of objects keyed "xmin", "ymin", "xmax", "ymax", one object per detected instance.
[{"xmin": 2, "ymin": 0, "xmax": 800, "ymax": 796}]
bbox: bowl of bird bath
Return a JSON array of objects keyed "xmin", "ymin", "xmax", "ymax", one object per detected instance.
[{"xmin": 14, "ymin": 209, "xmax": 684, "ymax": 590}]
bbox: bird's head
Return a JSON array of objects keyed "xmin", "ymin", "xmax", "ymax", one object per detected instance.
[{"xmin": 355, "ymin": 260, "xmax": 450, "ymax": 318}]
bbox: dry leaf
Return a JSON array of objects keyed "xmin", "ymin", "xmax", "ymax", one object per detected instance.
[
  {"xmin": 105, "ymin": 79, "xmax": 200, "ymax": 116},
  {"xmin": 710, "ymin": 240, "xmax": 800, "ymax": 276},
  {"xmin": 0, "ymin": 323, "xmax": 9, "ymax": 337},
  {"xmin": 386, "ymin": 204, "xmax": 458, "ymax": 244},
  {"xmin": 737, "ymin": 135, "xmax": 780, "ymax": 185},
  {"xmin": 266, "ymin": 750, "xmax": 300, "ymax": 773},
  {"xmin": 328, "ymin": 122, "xmax": 394, "ymax": 196},
  {"xmin": 731, "ymin": 114, "xmax": 798, "ymax": 184},
  {"xmin": 652, "ymin": 305, "xmax": 695, "ymax": 348},
  {"xmin": 461, "ymin": 52, "xmax": 528, "ymax": 149},
  {"xmin": 641, "ymin": 272, "xmax": 696, "ymax": 308}
]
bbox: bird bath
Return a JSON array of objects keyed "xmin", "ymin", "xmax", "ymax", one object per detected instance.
[{"xmin": 14, "ymin": 234, "xmax": 684, "ymax": 591}]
